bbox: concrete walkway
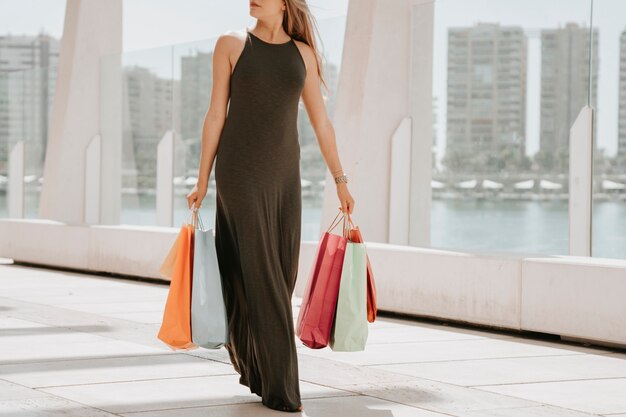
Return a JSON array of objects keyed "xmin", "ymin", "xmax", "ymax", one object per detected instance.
[{"xmin": 1, "ymin": 261, "xmax": 625, "ymax": 416}]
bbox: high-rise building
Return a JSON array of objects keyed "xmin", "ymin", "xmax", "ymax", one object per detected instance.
[
  {"xmin": 446, "ymin": 23, "xmax": 527, "ymax": 165},
  {"xmin": 0, "ymin": 33, "xmax": 59, "ymax": 175},
  {"xmin": 179, "ymin": 50, "xmax": 212, "ymax": 179},
  {"xmin": 122, "ymin": 66, "xmax": 179, "ymax": 190},
  {"xmin": 0, "ymin": 33, "xmax": 59, "ymax": 71},
  {"xmin": 180, "ymin": 51, "xmax": 212, "ymax": 144},
  {"xmin": 539, "ymin": 23, "xmax": 598, "ymax": 157}
]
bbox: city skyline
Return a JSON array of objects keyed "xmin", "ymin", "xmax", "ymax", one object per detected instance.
[
  {"xmin": 432, "ymin": 0, "xmax": 626, "ymax": 161},
  {"xmin": 2, "ymin": 0, "xmax": 625, "ymax": 159},
  {"xmin": 3, "ymin": 21, "xmax": 624, "ymax": 174}
]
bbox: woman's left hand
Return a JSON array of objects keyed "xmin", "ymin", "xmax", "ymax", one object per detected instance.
[{"xmin": 336, "ymin": 183, "xmax": 355, "ymax": 214}]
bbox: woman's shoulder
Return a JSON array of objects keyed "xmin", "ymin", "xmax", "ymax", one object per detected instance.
[
  {"xmin": 215, "ymin": 28, "xmax": 248, "ymax": 51},
  {"xmin": 292, "ymin": 38, "xmax": 314, "ymax": 70}
]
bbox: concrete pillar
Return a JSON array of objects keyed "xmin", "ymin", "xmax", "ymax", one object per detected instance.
[
  {"xmin": 322, "ymin": 0, "xmax": 434, "ymax": 245},
  {"xmin": 39, "ymin": 0, "xmax": 122, "ymax": 224},
  {"xmin": 569, "ymin": 106, "xmax": 595, "ymax": 256}
]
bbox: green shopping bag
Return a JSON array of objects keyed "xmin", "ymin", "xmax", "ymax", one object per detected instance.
[{"xmin": 329, "ymin": 241, "xmax": 368, "ymax": 351}]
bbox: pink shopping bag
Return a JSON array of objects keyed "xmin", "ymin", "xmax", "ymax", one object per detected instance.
[{"xmin": 296, "ymin": 209, "xmax": 349, "ymax": 349}]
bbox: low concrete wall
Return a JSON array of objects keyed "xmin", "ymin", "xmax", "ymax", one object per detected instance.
[
  {"xmin": 0, "ymin": 219, "xmax": 176, "ymax": 278},
  {"xmin": 1, "ymin": 219, "xmax": 625, "ymax": 348},
  {"xmin": 521, "ymin": 257, "xmax": 626, "ymax": 348}
]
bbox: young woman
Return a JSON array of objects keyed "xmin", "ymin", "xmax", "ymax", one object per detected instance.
[{"xmin": 186, "ymin": 0, "xmax": 355, "ymax": 412}]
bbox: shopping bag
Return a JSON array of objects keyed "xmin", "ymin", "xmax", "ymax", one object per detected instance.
[
  {"xmin": 191, "ymin": 211, "xmax": 229, "ymax": 349},
  {"xmin": 157, "ymin": 206, "xmax": 199, "ymax": 351},
  {"xmin": 330, "ymin": 241, "xmax": 368, "ymax": 351},
  {"xmin": 346, "ymin": 213, "xmax": 377, "ymax": 322},
  {"xmin": 159, "ymin": 227, "xmax": 182, "ymax": 279},
  {"xmin": 296, "ymin": 209, "xmax": 349, "ymax": 349}
]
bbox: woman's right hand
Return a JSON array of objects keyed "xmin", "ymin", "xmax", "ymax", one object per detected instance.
[{"xmin": 186, "ymin": 181, "xmax": 208, "ymax": 210}]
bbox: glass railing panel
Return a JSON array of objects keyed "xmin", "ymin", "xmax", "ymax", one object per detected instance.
[
  {"xmin": 172, "ymin": 38, "xmax": 217, "ymax": 227},
  {"xmin": 591, "ymin": 0, "xmax": 626, "ymax": 259},
  {"xmin": 426, "ymin": 0, "xmax": 593, "ymax": 255},
  {"xmin": 1, "ymin": 66, "xmax": 55, "ymax": 219},
  {"xmin": 118, "ymin": 45, "xmax": 174, "ymax": 225},
  {"xmin": 0, "ymin": 72, "xmax": 7, "ymax": 218}
]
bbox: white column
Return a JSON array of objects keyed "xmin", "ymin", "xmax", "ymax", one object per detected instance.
[
  {"xmin": 408, "ymin": 1, "xmax": 435, "ymax": 247},
  {"xmin": 8, "ymin": 141, "xmax": 24, "ymax": 218},
  {"xmin": 39, "ymin": 0, "xmax": 123, "ymax": 224},
  {"xmin": 389, "ymin": 117, "xmax": 412, "ymax": 244},
  {"xmin": 322, "ymin": 0, "xmax": 434, "ymax": 244},
  {"xmin": 156, "ymin": 130, "xmax": 175, "ymax": 227},
  {"xmin": 84, "ymin": 135, "xmax": 101, "ymax": 224},
  {"xmin": 569, "ymin": 105, "xmax": 595, "ymax": 256},
  {"xmin": 99, "ymin": 46, "xmax": 123, "ymax": 225}
]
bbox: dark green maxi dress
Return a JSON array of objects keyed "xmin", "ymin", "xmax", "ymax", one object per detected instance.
[{"xmin": 213, "ymin": 28, "xmax": 306, "ymax": 411}]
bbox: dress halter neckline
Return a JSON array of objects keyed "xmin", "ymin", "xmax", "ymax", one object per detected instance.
[{"xmin": 246, "ymin": 28, "xmax": 293, "ymax": 46}]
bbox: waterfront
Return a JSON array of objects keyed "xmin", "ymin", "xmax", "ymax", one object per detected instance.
[{"xmin": 1, "ymin": 193, "xmax": 624, "ymax": 260}]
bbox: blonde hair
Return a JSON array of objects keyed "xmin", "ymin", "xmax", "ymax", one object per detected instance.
[{"xmin": 282, "ymin": 0, "xmax": 329, "ymax": 95}]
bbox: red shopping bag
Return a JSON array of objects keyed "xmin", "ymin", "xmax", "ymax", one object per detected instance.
[
  {"xmin": 346, "ymin": 212, "xmax": 377, "ymax": 322},
  {"xmin": 157, "ymin": 209, "xmax": 199, "ymax": 351},
  {"xmin": 296, "ymin": 209, "xmax": 349, "ymax": 349}
]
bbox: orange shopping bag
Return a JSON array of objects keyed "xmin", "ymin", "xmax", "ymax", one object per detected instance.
[
  {"xmin": 157, "ymin": 207, "xmax": 199, "ymax": 351},
  {"xmin": 159, "ymin": 227, "xmax": 182, "ymax": 279},
  {"xmin": 346, "ymin": 211, "xmax": 377, "ymax": 322}
]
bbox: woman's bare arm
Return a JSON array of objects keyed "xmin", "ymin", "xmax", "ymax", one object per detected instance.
[
  {"xmin": 297, "ymin": 42, "xmax": 344, "ymax": 177},
  {"xmin": 196, "ymin": 34, "xmax": 234, "ymax": 189},
  {"xmin": 296, "ymin": 41, "xmax": 355, "ymax": 214},
  {"xmin": 188, "ymin": 31, "xmax": 243, "ymax": 209}
]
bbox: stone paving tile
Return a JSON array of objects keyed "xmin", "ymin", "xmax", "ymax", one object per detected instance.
[
  {"xmin": 0, "ymin": 337, "xmax": 166, "ymax": 366},
  {"xmin": 0, "ymin": 395, "xmax": 119, "ymax": 417},
  {"xmin": 0, "ymin": 296, "xmax": 172, "ymax": 352},
  {"xmin": 0, "ymin": 308, "xmax": 168, "ymax": 367},
  {"xmin": 373, "ymin": 353, "xmax": 626, "ymax": 386},
  {"xmin": 324, "ymin": 378, "xmax": 544, "ymax": 416},
  {"xmin": 57, "ymin": 301, "xmax": 165, "ymax": 315},
  {"xmin": 119, "ymin": 395, "xmax": 449, "ymax": 417},
  {"xmin": 104, "ymin": 311, "xmax": 165, "ymax": 324},
  {"xmin": 476, "ymin": 378, "xmax": 626, "ymax": 415},
  {"xmin": 0, "ymin": 281, "xmax": 164, "ymax": 297},
  {"xmin": 364, "ymin": 324, "xmax": 491, "ymax": 345},
  {"xmin": 1, "ymin": 263, "xmax": 624, "ymax": 417},
  {"xmin": 7, "ymin": 294, "xmax": 166, "ymax": 307},
  {"xmin": 39, "ymin": 374, "xmax": 357, "ymax": 414},
  {"xmin": 0, "ymin": 316, "xmax": 123, "ymax": 345},
  {"xmin": 298, "ymin": 354, "xmax": 416, "ymax": 387},
  {"xmin": 0, "ymin": 353, "xmax": 235, "ymax": 387},
  {"xmin": 0, "ymin": 316, "xmax": 56, "ymax": 330},
  {"xmin": 294, "ymin": 355, "xmax": 608, "ymax": 416},
  {"xmin": 458, "ymin": 405, "xmax": 599, "ymax": 417},
  {"xmin": 184, "ymin": 347, "xmax": 234, "ymax": 365},
  {"xmin": 297, "ymin": 337, "xmax": 599, "ymax": 367},
  {"xmin": 0, "ymin": 379, "xmax": 49, "ymax": 401},
  {"xmin": 366, "ymin": 317, "xmax": 523, "ymax": 340}
]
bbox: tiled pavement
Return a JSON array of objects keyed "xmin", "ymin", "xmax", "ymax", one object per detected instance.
[{"xmin": 1, "ymin": 261, "xmax": 626, "ymax": 416}]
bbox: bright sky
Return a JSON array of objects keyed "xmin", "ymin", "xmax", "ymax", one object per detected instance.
[
  {"xmin": 0, "ymin": 0, "xmax": 347, "ymax": 57},
  {"xmin": 1, "ymin": 0, "xmax": 624, "ymax": 156}
]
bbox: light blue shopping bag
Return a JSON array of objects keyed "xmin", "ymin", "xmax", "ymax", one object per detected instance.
[
  {"xmin": 190, "ymin": 209, "xmax": 229, "ymax": 349},
  {"xmin": 329, "ymin": 241, "xmax": 368, "ymax": 351}
]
